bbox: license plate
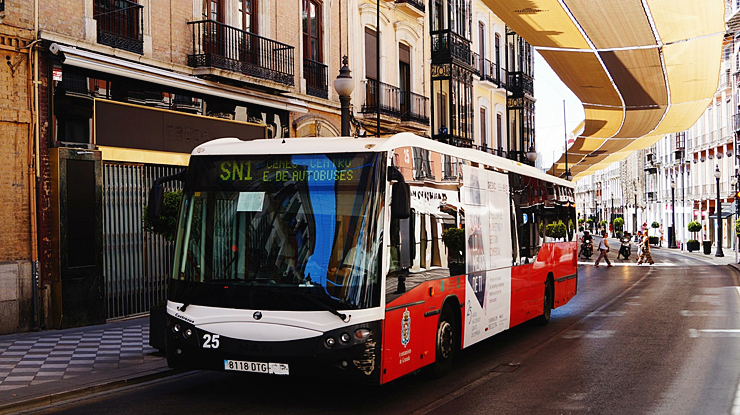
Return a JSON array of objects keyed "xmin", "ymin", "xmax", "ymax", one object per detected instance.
[{"xmin": 224, "ymin": 359, "xmax": 289, "ymax": 375}]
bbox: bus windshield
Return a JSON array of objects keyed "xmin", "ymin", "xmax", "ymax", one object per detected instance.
[{"xmin": 170, "ymin": 152, "xmax": 386, "ymax": 311}]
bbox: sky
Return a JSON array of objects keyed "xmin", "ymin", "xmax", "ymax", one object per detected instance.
[{"xmin": 534, "ymin": 52, "xmax": 585, "ymax": 170}]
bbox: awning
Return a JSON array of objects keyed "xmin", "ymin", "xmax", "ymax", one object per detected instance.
[
  {"xmin": 481, "ymin": 0, "xmax": 725, "ymax": 180},
  {"xmin": 708, "ymin": 212, "xmax": 734, "ymax": 219},
  {"xmin": 51, "ymin": 43, "xmax": 309, "ymax": 114}
]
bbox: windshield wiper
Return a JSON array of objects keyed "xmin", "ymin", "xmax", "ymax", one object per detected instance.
[
  {"xmin": 179, "ymin": 279, "xmax": 234, "ymax": 312},
  {"xmin": 244, "ymin": 283, "xmax": 350, "ymax": 323},
  {"xmin": 296, "ymin": 292, "xmax": 349, "ymax": 323}
]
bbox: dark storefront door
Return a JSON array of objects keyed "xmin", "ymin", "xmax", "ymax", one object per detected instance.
[{"xmin": 50, "ymin": 148, "xmax": 105, "ymax": 329}]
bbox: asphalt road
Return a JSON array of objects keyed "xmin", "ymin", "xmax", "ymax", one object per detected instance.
[{"xmin": 28, "ymin": 249, "xmax": 740, "ymax": 415}]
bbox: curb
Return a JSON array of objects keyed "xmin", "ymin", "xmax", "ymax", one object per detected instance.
[{"xmin": 0, "ymin": 367, "xmax": 186, "ymax": 415}]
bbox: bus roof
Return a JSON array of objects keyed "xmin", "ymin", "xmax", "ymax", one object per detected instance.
[{"xmin": 192, "ymin": 133, "xmax": 573, "ymax": 187}]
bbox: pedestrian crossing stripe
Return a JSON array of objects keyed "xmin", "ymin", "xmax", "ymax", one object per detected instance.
[{"xmin": 578, "ymin": 262, "xmax": 676, "ymax": 266}]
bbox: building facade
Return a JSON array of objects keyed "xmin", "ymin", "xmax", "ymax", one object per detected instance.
[{"xmin": 1, "ymin": 0, "xmax": 536, "ymax": 333}]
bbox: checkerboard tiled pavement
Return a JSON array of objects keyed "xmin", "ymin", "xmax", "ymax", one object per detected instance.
[{"xmin": 0, "ymin": 317, "xmax": 174, "ymax": 414}]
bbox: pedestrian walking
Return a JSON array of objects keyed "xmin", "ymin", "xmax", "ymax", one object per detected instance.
[
  {"xmin": 594, "ymin": 230, "xmax": 613, "ymax": 267},
  {"xmin": 637, "ymin": 231, "xmax": 654, "ymax": 265},
  {"xmin": 635, "ymin": 230, "xmax": 643, "ymax": 257}
]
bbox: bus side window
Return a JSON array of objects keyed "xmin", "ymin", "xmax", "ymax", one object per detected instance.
[{"xmin": 388, "ymin": 215, "xmax": 411, "ymax": 294}]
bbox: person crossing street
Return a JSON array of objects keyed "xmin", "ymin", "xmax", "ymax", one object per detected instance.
[{"xmin": 594, "ymin": 230, "xmax": 613, "ymax": 267}]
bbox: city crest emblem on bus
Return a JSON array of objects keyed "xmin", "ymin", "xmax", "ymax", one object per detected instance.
[{"xmin": 401, "ymin": 309, "xmax": 411, "ymax": 347}]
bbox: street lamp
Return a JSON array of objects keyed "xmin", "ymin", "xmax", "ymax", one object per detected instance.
[
  {"xmin": 334, "ymin": 56, "xmax": 354, "ymax": 137},
  {"xmin": 670, "ymin": 180, "xmax": 677, "ymax": 248},
  {"xmin": 526, "ymin": 145, "xmax": 538, "ymax": 164},
  {"xmin": 714, "ymin": 165, "xmax": 724, "ymax": 257}
]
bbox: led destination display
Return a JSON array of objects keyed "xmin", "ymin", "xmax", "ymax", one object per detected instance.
[{"xmin": 187, "ymin": 153, "xmax": 378, "ymax": 191}]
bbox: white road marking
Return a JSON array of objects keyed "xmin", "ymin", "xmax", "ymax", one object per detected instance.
[
  {"xmin": 578, "ymin": 262, "xmax": 675, "ymax": 266},
  {"xmin": 687, "ymin": 329, "xmax": 740, "ymax": 338},
  {"xmin": 562, "ymin": 330, "xmax": 615, "ymax": 339},
  {"xmin": 680, "ymin": 310, "xmax": 728, "ymax": 317}
]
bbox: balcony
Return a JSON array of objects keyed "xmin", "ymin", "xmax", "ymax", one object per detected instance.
[
  {"xmin": 361, "ymin": 79, "xmax": 429, "ymax": 125},
  {"xmin": 303, "ymin": 59, "xmax": 328, "ymax": 99},
  {"xmin": 476, "ymin": 57, "xmax": 505, "ymax": 87},
  {"xmin": 395, "ymin": 0, "xmax": 424, "ymax": 16},
  {"xmin": 507, "ymin": 71, "xmax": 533, "ymax": 97},
  {"xmin": 400, "ymin": 91, "xmax": 430, "ymax": 125},
  {"xmin": 94, "ymin": 0, "xmax": 144, "ymax": 54},
  {"xmin": 187, "ymin": 20, "xmax": 294, "ymax": 86},
  {"xmin": 431, "ymin": 30, "xmax": 474, "ymax": 70}
]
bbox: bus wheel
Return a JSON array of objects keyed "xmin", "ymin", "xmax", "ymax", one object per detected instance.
[
  {"xmin": 429, "ymin": 304, "xmax": 456, "ymax": 378},
  {"xmin": 536, "ymin": 277, "xmax": 553, "ymax": 326}
]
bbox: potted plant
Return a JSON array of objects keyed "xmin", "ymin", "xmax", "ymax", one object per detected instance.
[
  {"xmin": 442, "ymin": 227, "xmax": 466, "ymax": 276},
  {"xmin": 687, "ymin": 220, "xmax": 701, "ymax": 252},
  {"xmin": 586, "ymin": 218, "xmax": 594, "ymax": 230},
  {"xmin": 613, "ymin": 217, "xmax": 624, "ymax": 239},
  {"xmin": 545, "ymin": 220, "xmax": 567, "ymax": 241},
  {"xmin": 600, "ymin": 220, "xmax": 607, "ymax": 231},
  {"xmin": 143, "ymin": 189, "xmax": 182, "ymax": 352}
]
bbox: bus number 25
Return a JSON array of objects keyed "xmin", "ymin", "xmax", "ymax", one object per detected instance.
[{"xmin": 203, "ymin": 334, "xmax": 220, "ymax": 348}]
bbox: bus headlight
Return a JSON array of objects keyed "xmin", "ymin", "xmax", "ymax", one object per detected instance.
[
  {"xmin": 183, "ymin": 328, "xmax": 193, "ymax": 339},
  {"xmin": 325, "ymin": 337, "xmax": 336, "ymax": 348},
  {"xmin": 173, "ymin": 324, "xmax": 181, "ymax": 333},
  {"xmin": 340, "ymin": 333, "xmax": 351, "ymax": 343}
]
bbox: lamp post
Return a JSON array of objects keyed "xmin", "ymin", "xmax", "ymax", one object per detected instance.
[
  {"xmin": 670, "ymin": 180, "xmax": 677, "ymax": 248},
  {"xmin": 733, "ymin": 176, "xmax": 738, "ymax": 263},
  {"xmin": 334, "ymin": 56, "xmax": 354, "ymax": 137},
  {"xmin": 714, "ymin": 165, "xmax": 724, "ymax": 257}
]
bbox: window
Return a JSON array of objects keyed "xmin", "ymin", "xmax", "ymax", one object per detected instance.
[
  {"xmin": 495, "ymin": 33, "xmax": 501, "ymax": 80},
  {"xmin": 302, "ymin": 0, "xmax": 322, "ymax": 61},
  {"xmin": 496, "ymin": 113, "xmax": 503, "ymax": 151},
  {"xmin": 400, "ymin": 44, "xmax": 411, "ymax": 118},
  {"xmin": 480, "ymin": 107, "xmax": 487, "ymax": 149},
  {"xmin": 93, "ymin": 0, "xmax": 144, "ymax": 54},
  {"xmin": 239, "ymin": 0, "xmax": 257, "ymax": 33},
  {"xmin": 365, "ymin": 28, "xmax": 378, "ymax": 80}
]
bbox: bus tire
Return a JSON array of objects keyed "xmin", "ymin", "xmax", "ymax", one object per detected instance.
[
  {"xmin": 536, "ymin": 277, "xmax": 553, "ymax": 326},
  {"xmin": 428, "ymin": 304, "xmax": 456, "ymax": 378}
]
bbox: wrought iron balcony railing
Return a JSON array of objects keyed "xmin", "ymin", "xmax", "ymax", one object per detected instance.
[
  {"xmin": 187, "ymin": 20, "xmax": 294, "ymax": 86},
  {"xmin": 507, "ymin": 71, "xmax": 534, "ymax": 97},
  {"xmin": 477, "ymin": 57, "xmax": 505, "ymax": 87},
  {"xmin": 361, "ymin": 79, "xmax": 429, "ymax": 125},
  {"xmin": 400, "ymin": 90, "xmax": 429, "ymax": 125},
  {"xmin": 362, "ymin": 79, "xmax": 400, "ymax": 117},
  {"xmin": 431, "ymin": 30, "xmax": 474, "ymax": 69},
  {"xmin": 395, "ymin": 0, "xmax": 424, "ymax": 13},
  {"xmin": 94, "ymin": 0, "xmax": 144, "ymax": 54},
  {"xmin": 303, "ymin": 58, "xmax": 328, "ymax": 99}
]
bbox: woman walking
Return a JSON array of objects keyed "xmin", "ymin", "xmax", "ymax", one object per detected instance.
[{"xmin": 637, "ymin": 232, "xmax": 654, "ymax": 265}]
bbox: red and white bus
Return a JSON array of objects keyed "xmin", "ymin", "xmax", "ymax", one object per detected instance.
[{"xmin": 152, "ymin": 133, "xmax": 577, "ymax": 384}]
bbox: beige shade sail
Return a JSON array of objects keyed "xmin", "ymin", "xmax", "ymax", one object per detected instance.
[{"xmin": 481, "ymin": 0, "xmax": 725, "ymax": 180}]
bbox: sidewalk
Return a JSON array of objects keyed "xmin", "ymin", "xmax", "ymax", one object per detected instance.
[{"xmin": 0, "ymin": 316, "xmax": 176, "ymax": 414}]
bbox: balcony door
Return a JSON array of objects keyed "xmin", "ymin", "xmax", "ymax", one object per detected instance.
[
  {"xmin": 302, "ymin": 0, "xmax": 326, "ymax": 96},
  {"xmin": 239, "ymin": 0, "xmax": 258, "ymax": 65},
  {"xmin": 399, "ymin": 44, "xmax": 411, "ymax": 120},
  {"xmin": 205, "ymin": 0, "xmax": 225, "ymax": 57}
]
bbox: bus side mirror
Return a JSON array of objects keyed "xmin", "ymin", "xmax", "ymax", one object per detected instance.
[
  {"xmin": 147, "ymin": 183, "xmax": 165, "ymax": 223},
  {"xmin": 389, "ymin": 166, "xmax": 410, "ymax": 220},
  {"xmin": 147, "ymin": 169, "xmax": 186, "ymax": 223}
]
